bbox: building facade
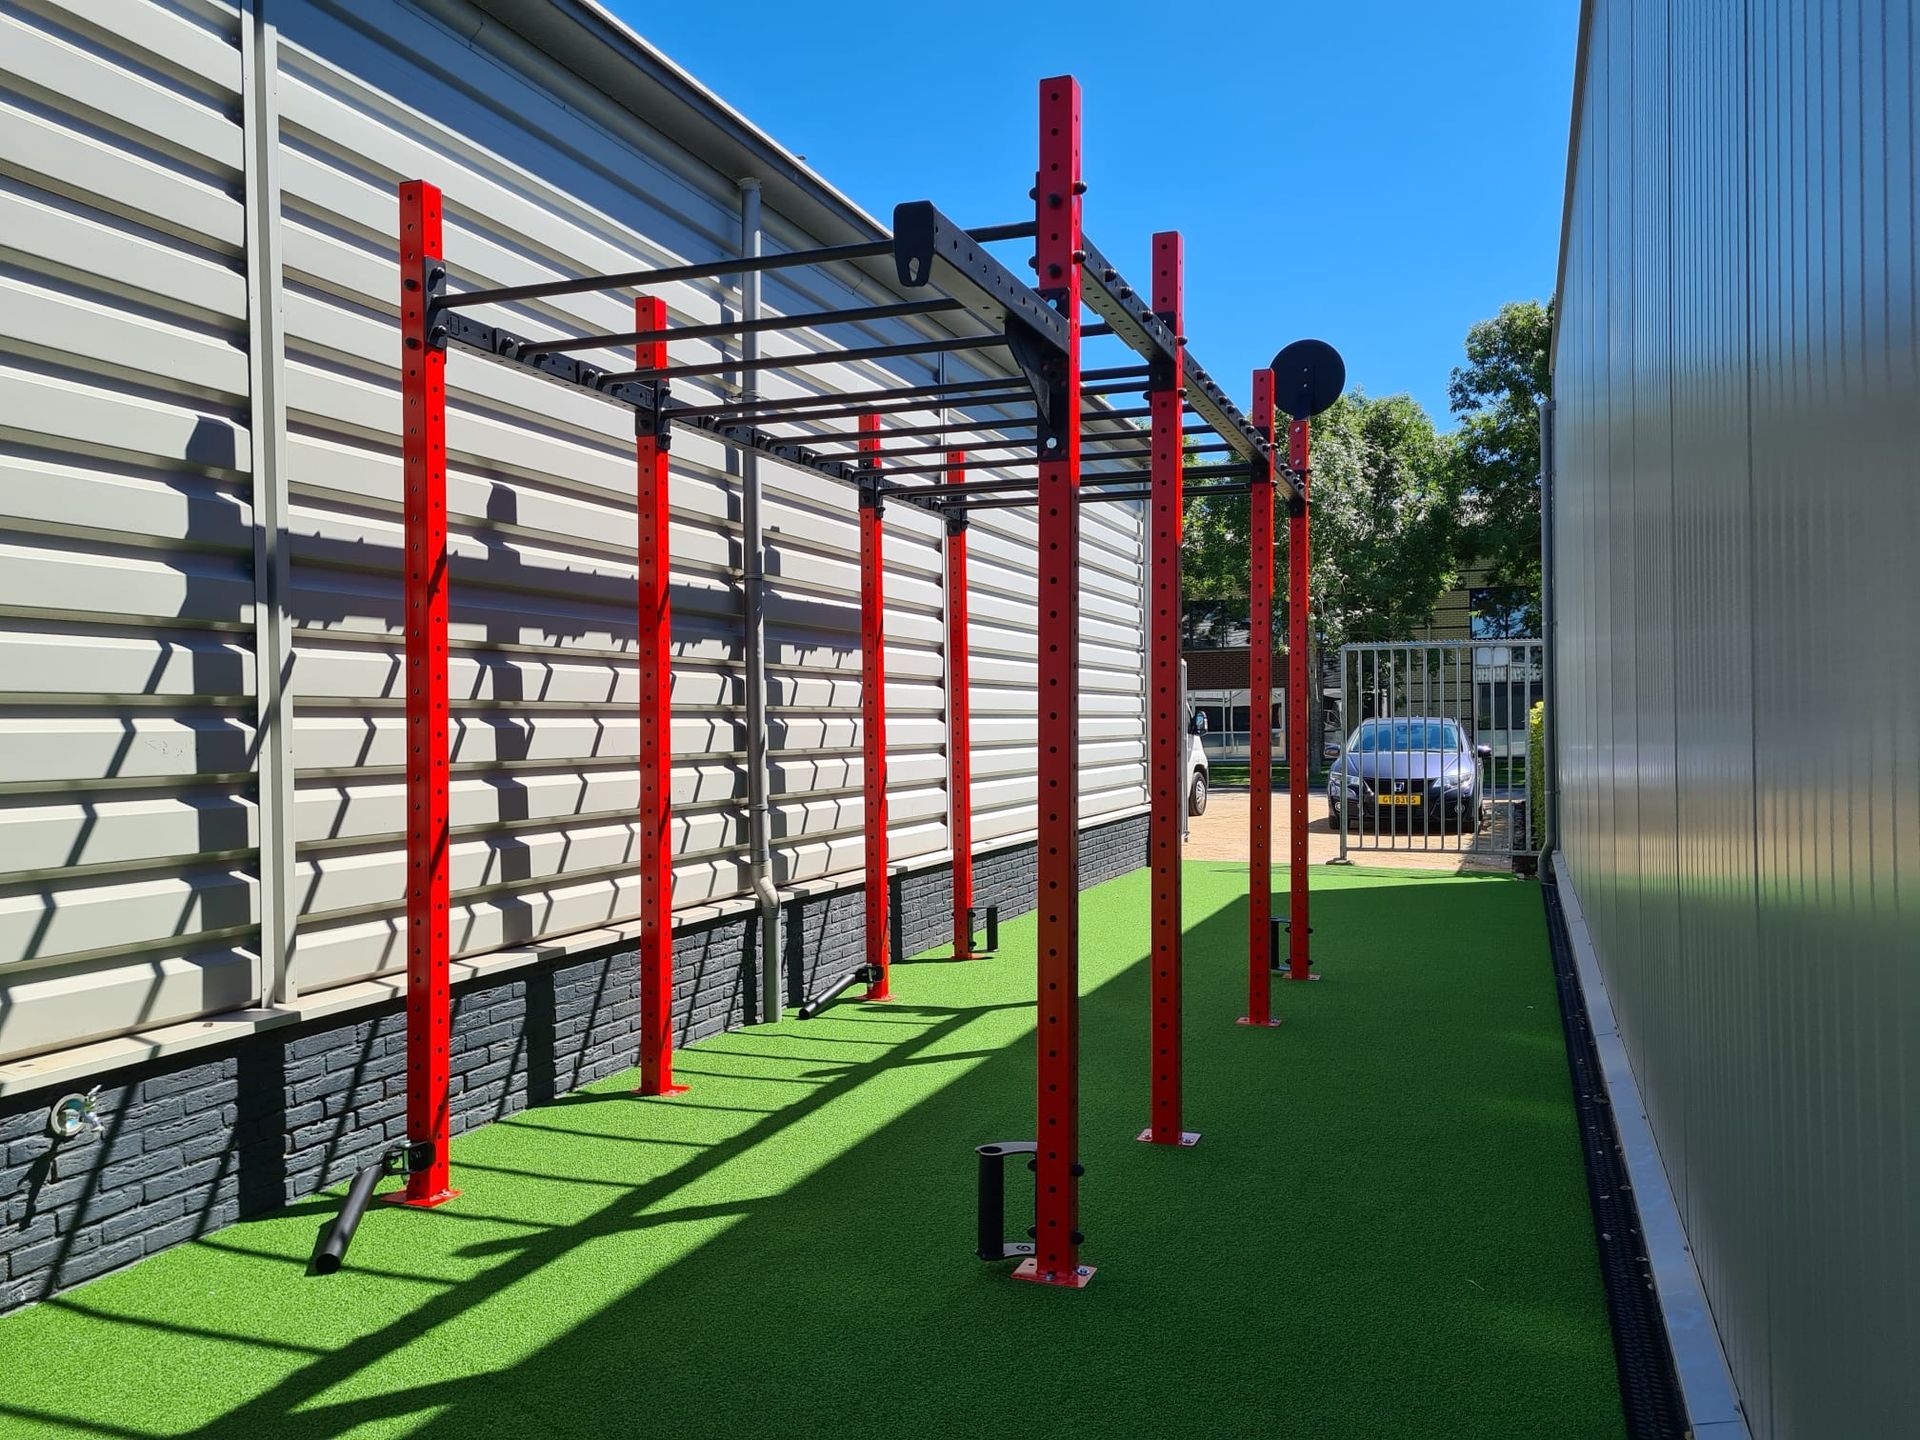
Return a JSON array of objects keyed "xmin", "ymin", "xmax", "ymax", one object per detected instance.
[
  {"xmin": 1550, "ymin": 2, "xmax": 1918, "ymax": 1434},
  {"xmin": 0, "ymin": 0, "xmax": 1152, "ymax": 1307}
]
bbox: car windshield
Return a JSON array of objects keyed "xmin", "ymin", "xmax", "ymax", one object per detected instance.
[{"xmin": 1347, "ymin": 721, "xmax": 1462, "ymax": 753}]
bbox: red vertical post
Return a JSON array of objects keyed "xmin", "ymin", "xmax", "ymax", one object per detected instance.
[
  {"xmin": 859, "ymin": 413, "xmax": 892, "ymax": 1000},
  {"xmin": 1014, "ymin": 74, "xmax": 1090, "ymax": 1289},
  {"xmin": 945, "ymin": 452, "xmax": 977, "ymax": 960},
  {"xmin": 395, "ymin": 181, "xmax": 456, "ymax": 1206},
  {"xmin": 1141, "ymin": 230, "xmax": 1196, "ymax": 1145},
  {"xmin": 1240, "ymin": 370, "xmax": 1280, "ymax": 1028},
  {"xmin": 635, "ymin": 296, "xmax": 686, "ymax": 1096},
  {"xmin": 1287, "ymin": 418, "xmax": 1315, "ymax": 981}
]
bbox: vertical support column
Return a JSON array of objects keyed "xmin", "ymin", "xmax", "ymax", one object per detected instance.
[
  {"xmin": 1141, "ymin": 230, "xmax": 1197, "ymax": 1145},
  {"xmin": 395, "ymin": 180, "xmax": 456, "ymax": 1206},
  {"xmin": 635, "ymin": 296, "xmax": 686, "ymax": 1096},
  {"xmin": 1015, "ymin": 74, "xmax": 1091, "ymax": 1289},
  {"xmin": 859, "ymin": 413, "xmax": 892, "ymax": 1001},
  {"xmin": 1286, "ymin": 419, "xmax": 1316, "ymax": 981},
  {"xmin": 1240, "ymin": 369, "xmax": 1280, "ymax": 1028},
  {"xmin": 944, "ymin": 453, "xmax": 977, "ymax": 961}
]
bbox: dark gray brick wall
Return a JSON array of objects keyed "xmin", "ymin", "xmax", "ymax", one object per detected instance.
[{"xmin": 0, "ymin": 813, "xmax": 1145, "ymax": 1313}]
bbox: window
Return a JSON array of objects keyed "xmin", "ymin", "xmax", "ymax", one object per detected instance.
[
  {"xmin": 1476, "ymin": 679, "xmax": 1543, "ymax": 730},
  {"xmin": 1469, "ymin": 588, "xmax": 1531, "ymax": 640}
]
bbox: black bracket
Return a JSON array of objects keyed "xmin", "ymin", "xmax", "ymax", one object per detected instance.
[
  {"xmin": 386, "ymin": 1140, "xmax": 437, "ymax": 1176},
  {"xmin": 975, "ymin": 1141, "xmax": 1038, "ymax": 1262},
  {"xmin": 1287, "ymin": 493, "xmax": 1307, "ymax": 519},
  {"xmin": 419, "ymin": 257, "xmax": 448, "ymax": 350},
  {"xmin": 967, "ymin": 904, "xmax": 999, "ymax": 953},
  {"xmin": 1003, "ymin": 317, "xmax": 1068, "ymax": 456},
  {"xmin": 639, "ymin": 379, "xmax": 674, "ymax": 450},
  {"xmin": 858, "ymin": 459, "xmax": 884, "ymax": 515},
  {"xmin": 944, "ymin": 505, "xmax": 969, "ymax": 534}
]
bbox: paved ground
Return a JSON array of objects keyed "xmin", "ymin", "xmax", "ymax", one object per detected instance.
[{"xmin": 1185, "ymin": 787, "xmax": 1512, "ymax": 872}]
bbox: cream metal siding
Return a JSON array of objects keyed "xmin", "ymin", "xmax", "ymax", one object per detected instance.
[
  {"xmin": 0, "ymin": 0, "xmax": 1147, "ymax": 1061},
  {"xmin": 1551, "ymin": 2, "xmax": 1919, "ymax": 1434},
  {"xmin": 0, "ymin": 0, "xmax": 261, "ymax": 1060}
]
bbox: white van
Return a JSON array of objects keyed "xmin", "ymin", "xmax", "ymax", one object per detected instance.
[{"xmin": 1183, "ymin": 661, "xmax": 1211, "ymax": 816}]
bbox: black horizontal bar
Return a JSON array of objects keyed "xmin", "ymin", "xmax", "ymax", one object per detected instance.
[
  {"xmin": 1084, "ymin": 323, "xmax": 1115, "ymax": 336},
  {"xmin": 928, "ymin": 479, "xmax": 1255, "ymax": 512},
  {"xmin": 601, "ymin": 332, "xmax": 1002, "ymax": 385},
  {"xmin": 781, "ymin": 409, "xmax": 1143, "ymax": 444},
  {"xmin": 534, "ymin": 298, "xmax": 966, "ymax": 353},
  {"xmin": 674, "ymin": 375, "xmax": 1024, "ymax": 421},
  {"xmin": 440, "ymin": 239, "xmax": 895, "ymax": 310},
  {"xmin": 442, "ymin": 220, "xmax": 1036, "ymax": 313},
  {"xmin": 726, "ymin": 390, "xmax": 1037, "ymax": 426},
  {"xmin": 892, "ymin": 473, "xmax": 1161, "ymax": 500},
  {"xmin": 965, "ymin": 221, "xmax": 1038, "ymax": 242},
  {"xmin": 1082, "ymin": 364, "xmax": 1151, "ymax": 381},
  {"xmin": 874, "ymin": 447, "xmax": 1155, "ymax": 477},
  {"xmin": 842, "ymin": 433, "xmax": 1149, "ymax": 462}
]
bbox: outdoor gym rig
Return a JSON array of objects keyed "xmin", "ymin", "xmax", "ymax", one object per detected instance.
[{"xmin": 321, "ymin": 76, "xmax": 1343, "ymax": 1287}]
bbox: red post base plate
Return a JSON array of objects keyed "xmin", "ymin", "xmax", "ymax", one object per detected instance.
[
  {"xmin": 383, "ymin": 1186, "xmax": 460, "ymax": 1210},
  {"xmin": 1236, "ymin": 1016, "xmax": 1283, "ymax": 1027},
  {"xmin": 635, "ymin": 1083, "xmax": 691, "ymax": 1098},
  {"xmin": 1136, "ymin": 1128, "xmax": 1201, "ymax": 1147},
  {"xmin": 1281, "ymin": 971, "xmax": 1323, "ymax": 982},
  {"xmin": 1011, "ymin": 1259, "xmax": 1096, "ymax": 1288}
]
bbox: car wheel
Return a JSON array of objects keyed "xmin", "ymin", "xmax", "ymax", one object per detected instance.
[{"xmin": 1188, "ymin": 769, "xmax": 1208, "ymax": 817}]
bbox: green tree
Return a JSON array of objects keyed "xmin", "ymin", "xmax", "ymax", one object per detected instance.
[
  {"xmin": 1304, "ymin": 391, "xmax": 1459, "ymax": 649},
  {"xmin": 1448, "ymin": 299, "xmax": 1551, "ymax": 628},
  {"xmin": 1178, "ymin": 390, "xmax": 1457, "ymax": 651}
]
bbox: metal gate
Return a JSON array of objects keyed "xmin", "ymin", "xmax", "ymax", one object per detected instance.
[{"xmin": 1331, "ymin": 640, "xmax": 1544, "ymax": 864}]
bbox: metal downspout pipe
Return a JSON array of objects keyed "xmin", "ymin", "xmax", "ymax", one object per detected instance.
[{"xmin": 738, "ymin": 177, "xmax": 782, "ymax": 1022}]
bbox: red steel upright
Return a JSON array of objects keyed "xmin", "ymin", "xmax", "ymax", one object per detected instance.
[
  {"xmin": 1015, "ymin": 75, "xmax": 1090, "ymax": 1288},
  {"xmin": 859, "ymin": 413, "xmax": 892, "ymax": 1000},
  {"xmin": 1240, "ymin": 369, "xmax": 1280, "ymax": 1028},
  {"xmin": 944, "ymin": 452, "xmax": 977, "ymax": 961},
  {"xmin": 1287, "ymin": 417, "xmax": 1315, "ymax": 981},
  {"xmin": 635, "ymin": 295, "xmax": 686, "ymax": 1096},
  {"xmin": 395, "ymin": 180, "xmax": 457, "ymax": 1206},
  {"xmin": 1141, "ymin": 230, "xmax": 1196, "ymax": 1145}
]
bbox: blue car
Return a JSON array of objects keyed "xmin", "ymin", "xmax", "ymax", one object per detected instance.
[{"xmin": 1326, "ymin": 717, "xmax": 1489, "ymax": 833}]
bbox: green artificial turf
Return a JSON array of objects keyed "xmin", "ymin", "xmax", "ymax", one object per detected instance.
[{"xmin": 0, "ymin": 864, "xmax": 1622, "ymax": 1440}]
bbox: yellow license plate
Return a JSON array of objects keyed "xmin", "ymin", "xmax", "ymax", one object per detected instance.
[{"xmin": 1376, "ymin": 795, "xmax": 1422, "ymax": 806}]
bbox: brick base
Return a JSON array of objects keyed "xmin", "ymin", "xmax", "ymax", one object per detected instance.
[{"xmin": 0, "ymin": 814, "xmax": 1146, "ymax": 1312}]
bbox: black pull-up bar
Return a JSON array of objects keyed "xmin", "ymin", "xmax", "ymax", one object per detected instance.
[
  {"xmin": 671, "ymin": 374, "xmax": 1022, "ymax": 421},
  {"xmin": 600, "ymin": 331, "xmax": 1005, "ymax": 385},
  {"xmin": 780, "ymin": 409, "xmax": 1146, "ymax": 444},
  {"xmin": 532, "ymin": 297, "xmax": 967, "ymax": 353},
  {"xmin": 924, "ymin": 479, "xmax": 1255, "ymax": 513},
  {"xmin": 439, "ymin": 221, "xmax": 1037, "ymax": 311}
]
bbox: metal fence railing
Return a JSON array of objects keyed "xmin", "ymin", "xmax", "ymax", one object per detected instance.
[{"xmin": 1331, "ymin": 640, "xmax": 1544, "ymax": 865}]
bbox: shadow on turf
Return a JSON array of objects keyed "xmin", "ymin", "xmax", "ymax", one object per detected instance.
[{"xmin": 9, "ymin": 872, "xmax": 1619, "ymax": 1440}]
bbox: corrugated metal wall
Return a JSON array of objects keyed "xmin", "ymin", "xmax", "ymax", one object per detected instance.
[
  {"xmin": 1551, "ymin": 2, "xmax": 1919, "ymax": 1434},
  {"xmin": 0, "ymin": 0, "xmax": 1146, "ymax": 1059}
]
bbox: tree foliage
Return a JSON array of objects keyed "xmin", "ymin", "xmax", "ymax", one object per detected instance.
[
  {"xmin": 1447, "ymin": 299, "xmax": 1551, "ymax": 625},
  {"xmin": 1303, "ymin": 391, "xmax": 1458, "ymax": 649},
  {"xmin": 1179, "ymin": 390, "xmax": 1457, "ymax": 651}
]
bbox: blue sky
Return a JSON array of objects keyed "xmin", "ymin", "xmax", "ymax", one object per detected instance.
[{"xmin": 608, "ymin": 1, "xmax": 1577, "ymax": 428}]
